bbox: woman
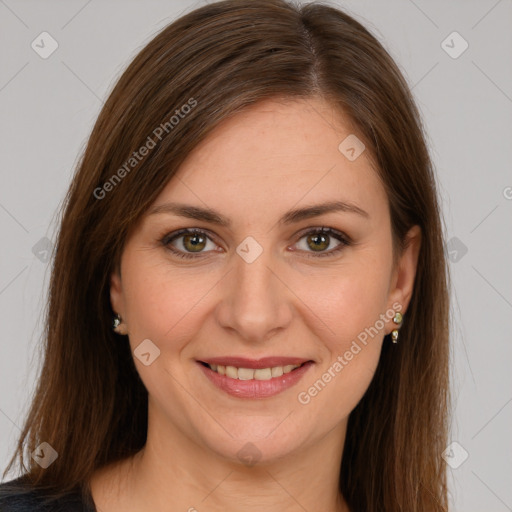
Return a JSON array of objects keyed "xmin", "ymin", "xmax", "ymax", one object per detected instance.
[{"xmin": 0, "ymin": 0, "xmax": 450, "ymax": 510}]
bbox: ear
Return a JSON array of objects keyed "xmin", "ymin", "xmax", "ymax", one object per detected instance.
[
  {"xmin": 110, "ymin": 267, "xmax": 125, "ymax": 317},
  {"xmin": 387, "ymin": 225, "xmax": 422, "ymax": 315}
]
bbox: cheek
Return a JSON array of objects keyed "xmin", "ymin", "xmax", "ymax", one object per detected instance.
[
  {"xmin": 293, "ymin": 263, "xmax": 391, "ymax": 349},
  {"xmin": 293, "ymin": 271, "xmax": 388, "ymax": 422},
  {"xmin": 121, "ymin": 254, "xmax": 222, "ymax": 347}
]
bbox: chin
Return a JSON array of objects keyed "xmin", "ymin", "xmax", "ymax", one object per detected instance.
[{"xmin": 197, "ymin": 417, "xmax": 310, "ymax": 466}]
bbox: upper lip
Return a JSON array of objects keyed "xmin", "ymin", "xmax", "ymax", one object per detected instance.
[{"xmin": 198, "ymin": 356, "xmax": 312, "ymax": 369}]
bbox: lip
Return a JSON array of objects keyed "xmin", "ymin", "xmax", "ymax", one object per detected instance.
[
  {"xmin": 196, "ymin": 359, "xmax": 314, "ymax": 399},
  {"xmin": 199, "ymin": 356, "xmax": 311, "ymax": 369}
]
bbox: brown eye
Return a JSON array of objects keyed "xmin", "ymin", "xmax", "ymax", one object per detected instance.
[
  {"xmin": 162, "ymin": 229, "xmax": 219, "ymax": 259},
  {"xmin": 182, "ymin": 232, "xmax": 207, "ymax": 252},
  {"xmin": 294, "ymin": 227, "xmax": 351, "ymax": 258},
  {"xmin": 306, "ymin": 233, "xmax": 330, "ymax": 252}
]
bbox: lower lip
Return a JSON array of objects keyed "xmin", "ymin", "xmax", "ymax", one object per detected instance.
[{"xmin": 197, "ymin": 361, "xmax": 314, "ymax": 399}]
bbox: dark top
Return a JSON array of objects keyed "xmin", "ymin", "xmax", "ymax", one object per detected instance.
[{"xmin": 0, "ymin": 476, "xmax": 97, "ymax": 512}]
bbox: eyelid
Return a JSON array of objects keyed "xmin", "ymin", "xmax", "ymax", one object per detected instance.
[
  {"xmin": 290, "ymin": 226, "xmax": 351, "ymax": 258},
  {"xmin": 293, "ymin": 225, "xmax": 351, "ymax": 244},
  {"xmin": 161, "ymin": 227, "xmax": 219, "ymax": 247},
  {"xmin": 160, "ymin": 228, "xmax": 222, "ymax": 260}
]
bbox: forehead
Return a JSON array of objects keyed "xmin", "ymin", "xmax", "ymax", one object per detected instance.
[{"xmin": 157, "ymin": 97, "xmax": 387, "ymax": 222}]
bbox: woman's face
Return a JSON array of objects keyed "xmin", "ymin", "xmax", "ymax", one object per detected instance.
[{"xmin": 110, "ymin": 96, "xmax": 420, "ymax": 464}]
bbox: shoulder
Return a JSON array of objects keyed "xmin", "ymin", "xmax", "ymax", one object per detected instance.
[
  {"xmin": 0, "ymin": 476, "xmax": 94, "ymax": 512},
  {"xmin": 0, "ymin": 476, "xmax": 45, "ymax": 511}
]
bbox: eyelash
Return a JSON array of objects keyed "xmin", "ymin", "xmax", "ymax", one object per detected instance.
[{"xmin": 160, "ymin": 227, "xmax": 351, "ymax": 260}]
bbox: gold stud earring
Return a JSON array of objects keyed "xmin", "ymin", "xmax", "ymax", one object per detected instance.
[{"xmin": 391, "ymin": 311, "xmax": 403, "ymax": 344}]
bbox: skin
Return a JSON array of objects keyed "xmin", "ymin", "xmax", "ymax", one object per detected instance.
[{"xmin": 89, "ymin": 96, "xmax": 421, "ymax": 512}]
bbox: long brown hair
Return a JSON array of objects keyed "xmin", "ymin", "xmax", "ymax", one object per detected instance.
[{"xmin": 2, "ymin": 1, "xmax": 451, "ymax": 510}]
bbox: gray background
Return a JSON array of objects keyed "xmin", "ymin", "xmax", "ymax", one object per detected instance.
[{"xmin": 1, "ymin": 1, "xmax": 511, "ymax": 510}]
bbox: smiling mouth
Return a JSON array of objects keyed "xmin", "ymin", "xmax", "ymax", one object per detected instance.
[
  {"xmin": 198, "ymin": 361, "xmax": 309, "ymax": 381},
  {"xmin": 196, "ymin": 359, "xmax": 314, "ymax": 399}
]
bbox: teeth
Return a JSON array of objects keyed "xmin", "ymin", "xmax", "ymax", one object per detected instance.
[
  {"xmin": 238, "ymin": 367, "xmax": 255, "ymax": 380},
  {"xmin": 207, "ymin": 363, "xmax": 301, "ymax": 380},
  {"xmin": 271, "ymin": 366, "xmax": 283, "ymax": 377},
  {"xmin": 226, "ymin": 366, "xmax": 238, "ymax": 379},
  {"xmin": 254, "ymin": 368, "xmax": 272, "ymax": 380}
]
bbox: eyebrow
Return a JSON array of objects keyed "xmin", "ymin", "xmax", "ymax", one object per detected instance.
[{"xmin": 147, "ymin": 200, "xmax": 369, "ymax": 226}]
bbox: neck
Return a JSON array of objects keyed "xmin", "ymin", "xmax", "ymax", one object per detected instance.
[{"xmin": 90, "ymin": 411, "xmax": 350, "ymax": 512}]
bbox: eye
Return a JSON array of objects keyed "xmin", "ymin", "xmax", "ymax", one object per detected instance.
[
  {"xmin": 293, "ymin": 227, "xmax": 351, "ymax": 258},
  {"xmin": 160, "ymin": 226, "xmax": 351, "ymax": 260},
  {"xmin": 161, "ymin": 228, "xmax": 220, "ymax": 260}
]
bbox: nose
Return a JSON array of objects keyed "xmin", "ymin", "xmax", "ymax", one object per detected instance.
[{"xmin": 215, "ymin": 242, "xmax": 293, "ymax": 344}]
